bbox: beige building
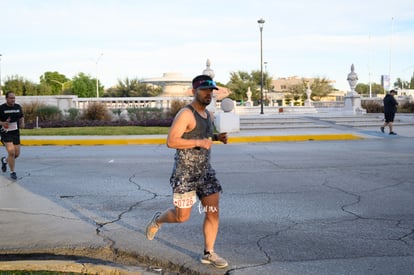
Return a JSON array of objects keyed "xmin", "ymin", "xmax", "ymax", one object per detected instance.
[{"xmin": 141, "ymin": 59, "xmax": 230, "ymax": 100}]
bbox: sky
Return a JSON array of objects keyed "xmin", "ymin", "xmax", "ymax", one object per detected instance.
[{"xmin": 1, "ymin": 0, "xmax": 414, "ymax": 92}]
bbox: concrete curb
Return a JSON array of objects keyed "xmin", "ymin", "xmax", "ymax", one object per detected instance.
[
  {"xmin": 21, "ymin": 133, "xmax": 363, "ymax": 146},
  {"xmin": 0, "ymin": 260, "xmax": 152, "ymax": 274}
]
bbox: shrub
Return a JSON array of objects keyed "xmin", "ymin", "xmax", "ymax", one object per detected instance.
[
  {"xmin": 112, "ymin": 108, "xmax": 122, "ymax": 117},
  {"xmin": 399, "ymin": 102, "xmax": 414, "ymax": 113},
  {"xmin": 168, "ymin": 99, "xmax": 187, "ymax": 118},
  {"xmin": 127, "ymin": 107, "xmax": 166, "ymax": 121},
  {"xmin": 362, "ymin": 101, "xmax": 383, "ymax": 113},
  {"xmin": 362, "ymin": 100, "xmax": 414, "ymax": 113},
  {"xmin": 36, "ymin": 105, "xmax": 62, "ymax": 121},
  {"xmin": 25, "ymin": 118, "xmax": 173, "ymax": 129},
  {"xmin": 81, "ymin": 102, "xmax": 111, "ymax": 121},
  {"xmin": 21, "ymin": 102, "xmax": 45, "ymax": 124},
  {"xmin": 66, "ymin": 108, "xmax": 80, "ymax": 121}
]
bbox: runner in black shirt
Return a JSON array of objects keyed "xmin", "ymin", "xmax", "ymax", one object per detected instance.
[{"xmin": 0, "ymin": 91, "xmax": 25, "ymax": 180}]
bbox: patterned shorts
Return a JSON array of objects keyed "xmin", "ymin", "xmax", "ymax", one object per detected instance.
[{"xmin": 170, "ymin": 148, "xmax": 222, "ymax": 199}]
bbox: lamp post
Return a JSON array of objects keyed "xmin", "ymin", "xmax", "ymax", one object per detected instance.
[
  {"xmin": 264, "ymin": 61, "xmax": 269, "ymax": 101},
  {"xmin": 388, "ymin": 17, "xmax": 394, "ymax": 91},
  {"xmin": 95, "ymin": 53, "xmax": 103, "ymax": 98},
  {"xmin": 257, "ymin": 18, "xmax": 265, "ymax": 114},
  {"xmin": 50, "ymin": 79, "xmax": 70, "ymax": 93}
]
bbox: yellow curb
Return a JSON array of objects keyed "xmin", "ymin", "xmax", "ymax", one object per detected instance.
[
  {"xmin": 21, "ymin": 137, "xmax": 167, "ymax": 146},
  {"xmin": 21, "ymin": 134, "xmax": 362, "ymax": 146},
  {"xmin": 229, "ymin": 133, "xmax": 362, "ymax": 143}
]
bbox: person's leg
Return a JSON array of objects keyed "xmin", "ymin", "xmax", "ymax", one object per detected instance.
[
  {"xmin": 157, "ymin": 206, "xmax": 192, "ymax": 224},
  {"xmin": 5, "ymin": 142, "xmax": 16, "ymax": 172},
  {"xmin": 11, "ymin": 144, "xmax": 20, "ymax": 172},
  {"xmin": 200, "ymin": 192, "xmax": 220, "ymax": 252},
  {"xmin": 199, "ymin": 192, "xmax": 228, "ymax": 268},
  {"xmin": 383, "ymin": 113, "xmax": 391, "ymax": 131},
  {"xmin": 381, "ymin": 122, "xmax": 387, "ymax": 133},
  {"xmin": 146, "ymin": 205, "xmax": 192, "ymax": 240},
  {"xmin": 14, "ymin": 144, "xmax": 20, "ymax": 159},
  {"xmin": 389, "ymin": 113, "xmax": 396, "ymax": 134},
  {"xmin": 381, "ymin": 113, "xmax": 388, "ymax": 133}
]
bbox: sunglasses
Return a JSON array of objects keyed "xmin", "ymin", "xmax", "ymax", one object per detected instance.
[{"xmin": 194, "ymin": 79, "xmax": 217, "ymax": 89}]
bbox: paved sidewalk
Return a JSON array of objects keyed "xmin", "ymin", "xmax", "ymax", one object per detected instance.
[{"xmin": 1, "ymin": 122, "xmax": 413, "ymax": 274}]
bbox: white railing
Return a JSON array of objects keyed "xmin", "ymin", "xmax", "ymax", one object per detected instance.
[
  {"xmin": 9, "ymin": 95, "xmax": 412, "ymax": 115},
  {"xmin": 10, "ymin": 95, "xmax": 194, "ymax": 111},
  {"xmin": 74, "ymin": 96, "xmax": 194, "ymax": 110}
]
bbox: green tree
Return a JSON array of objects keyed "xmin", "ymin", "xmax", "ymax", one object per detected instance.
[
  {"xmin": 355, "ymin": 83, "xmax": 369, "ymax": 95},
  {"xmin": 252, "ymin": 70, "xmax": 273, "ymax": 103},
  {"xmin": 40, "ymin": 71, "xmax": 70, "ymax": 95},
  {"xmin": 356, "ymin": 83, "xmax": 384, "ymax": 96},
  {"xmin": 394, "ymin": 77, "xmax": 410, "ymax": 90},
  {"xmin": 372, "ymin": 83, "xmax": 386, "ymax": 95},
  {"xmin": 104, "ymin": 77, "xmax": 162, "ymax": 97},
  {"xmin": 287, "ymin": 82, "xmax": 306, "ymax": 105},
  {"xmin": 36, "ymin": 82, "xmax": 53, "ymax": 95},
  {"xmin": 410, "ymin": 74, "xmax": 414, "ymax": 89},
  {"xmin": 226, "ymin": 70, "xmax": 272, "ymax": 103},
  {"xmin": 226, "ymin": 71, "xmax": 256, "ymax": 101},
  {"xmin": 3, "ymin": 75, "xmax": 38, "ymax": 95},
  {"xmin": 309, "ymin": 78, "xmax": 334, "ymax": 100},
  {"xmin": 139, "ymin": 82, "xmax": 163, "ymax": 97},
  {"xmin": 286, "ymin": 77, "xmax": 334, "ymax": 103},
  {"xmin": 71, "ymin": 73, "xmax": 99, "ymax": 98}
]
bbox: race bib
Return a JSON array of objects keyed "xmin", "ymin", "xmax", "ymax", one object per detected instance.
[
  {"xmin": 173, "ymin": 191, "xmax": 197, "ymax": 209},
  {"xmin": 7, "ymin": 122, "xmax": 18, "ymax": 131}
]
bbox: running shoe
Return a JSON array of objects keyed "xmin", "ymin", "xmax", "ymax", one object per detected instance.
[
  {"xmin": 146, "ymin": 211, "xmax": 161, "ymax": 240},
  {"xmin": 380, "ymin": 126, "xmax": 385, "ymax": 133},
  {"xmin": 1, "ymin": 157, "xmax": 7, "ymax": 173},
  {"xmin": 389, "ymin": 132, "xmax": 397, "ymax": 135},
  {"xmin": 10, "ymin": 172, "xmax": 17, "ymax": 180},
  {"xmin": 200, "ymin": 251, "xmax": 228, "ymax": 268}
]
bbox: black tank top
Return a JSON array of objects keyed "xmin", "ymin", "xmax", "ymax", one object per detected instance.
[{"xmin": 182, "ymin": 105, "xmax": 213, "ymax": 140}]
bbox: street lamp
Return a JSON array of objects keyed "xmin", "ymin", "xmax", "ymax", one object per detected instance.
[
  {"xmin": 264, "ymin": 61, "xmax": 269, "ymax": 100},
  {"xmin": 95, "ymin": 53, "xmax": 103, "ymax": 98},
  {"xmin": 50, "ymin": 79, "xmax": 70, "ymax": 93},
  {"xmin": 257, "ymin": 18, "xmax": 265, "ymax": 114},
  {"xmin": 388, "ymin": 17, "xmax": 394, "ymax": 91}
]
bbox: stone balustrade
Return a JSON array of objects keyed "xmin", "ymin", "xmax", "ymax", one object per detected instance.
[{"xmin": 2, "ymin": 95, "xmax": 411, "ymax": 116}]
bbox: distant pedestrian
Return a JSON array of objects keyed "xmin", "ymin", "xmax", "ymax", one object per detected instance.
[
  {"xmin": 0, "ymin": 92, "xmax": 25, "ymax": 180},
  {"xmin": 380, "ymin": 89, "xmax": 399, "ymax": 135},
  {"xmin": 145, "ymin": 74, "xmax": 229, "ymax": 269}
]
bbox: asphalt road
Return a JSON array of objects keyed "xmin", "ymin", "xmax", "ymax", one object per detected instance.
[{"xmin": 1, "ymin": 134, "xmax": 413, "ymax": 274}]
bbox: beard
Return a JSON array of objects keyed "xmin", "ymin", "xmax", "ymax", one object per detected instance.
[
  {"xmin": 196, "ymin": 91, "xmax": 212, "ymax": 106},
  {"xmin": 201, "ymin": 97, "xmax": 211, "ymax": 106}
]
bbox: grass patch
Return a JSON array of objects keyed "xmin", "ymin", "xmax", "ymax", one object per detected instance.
[{"xmin": 21, "ymin": 126, "xmax": 169, "ymax": 136}]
